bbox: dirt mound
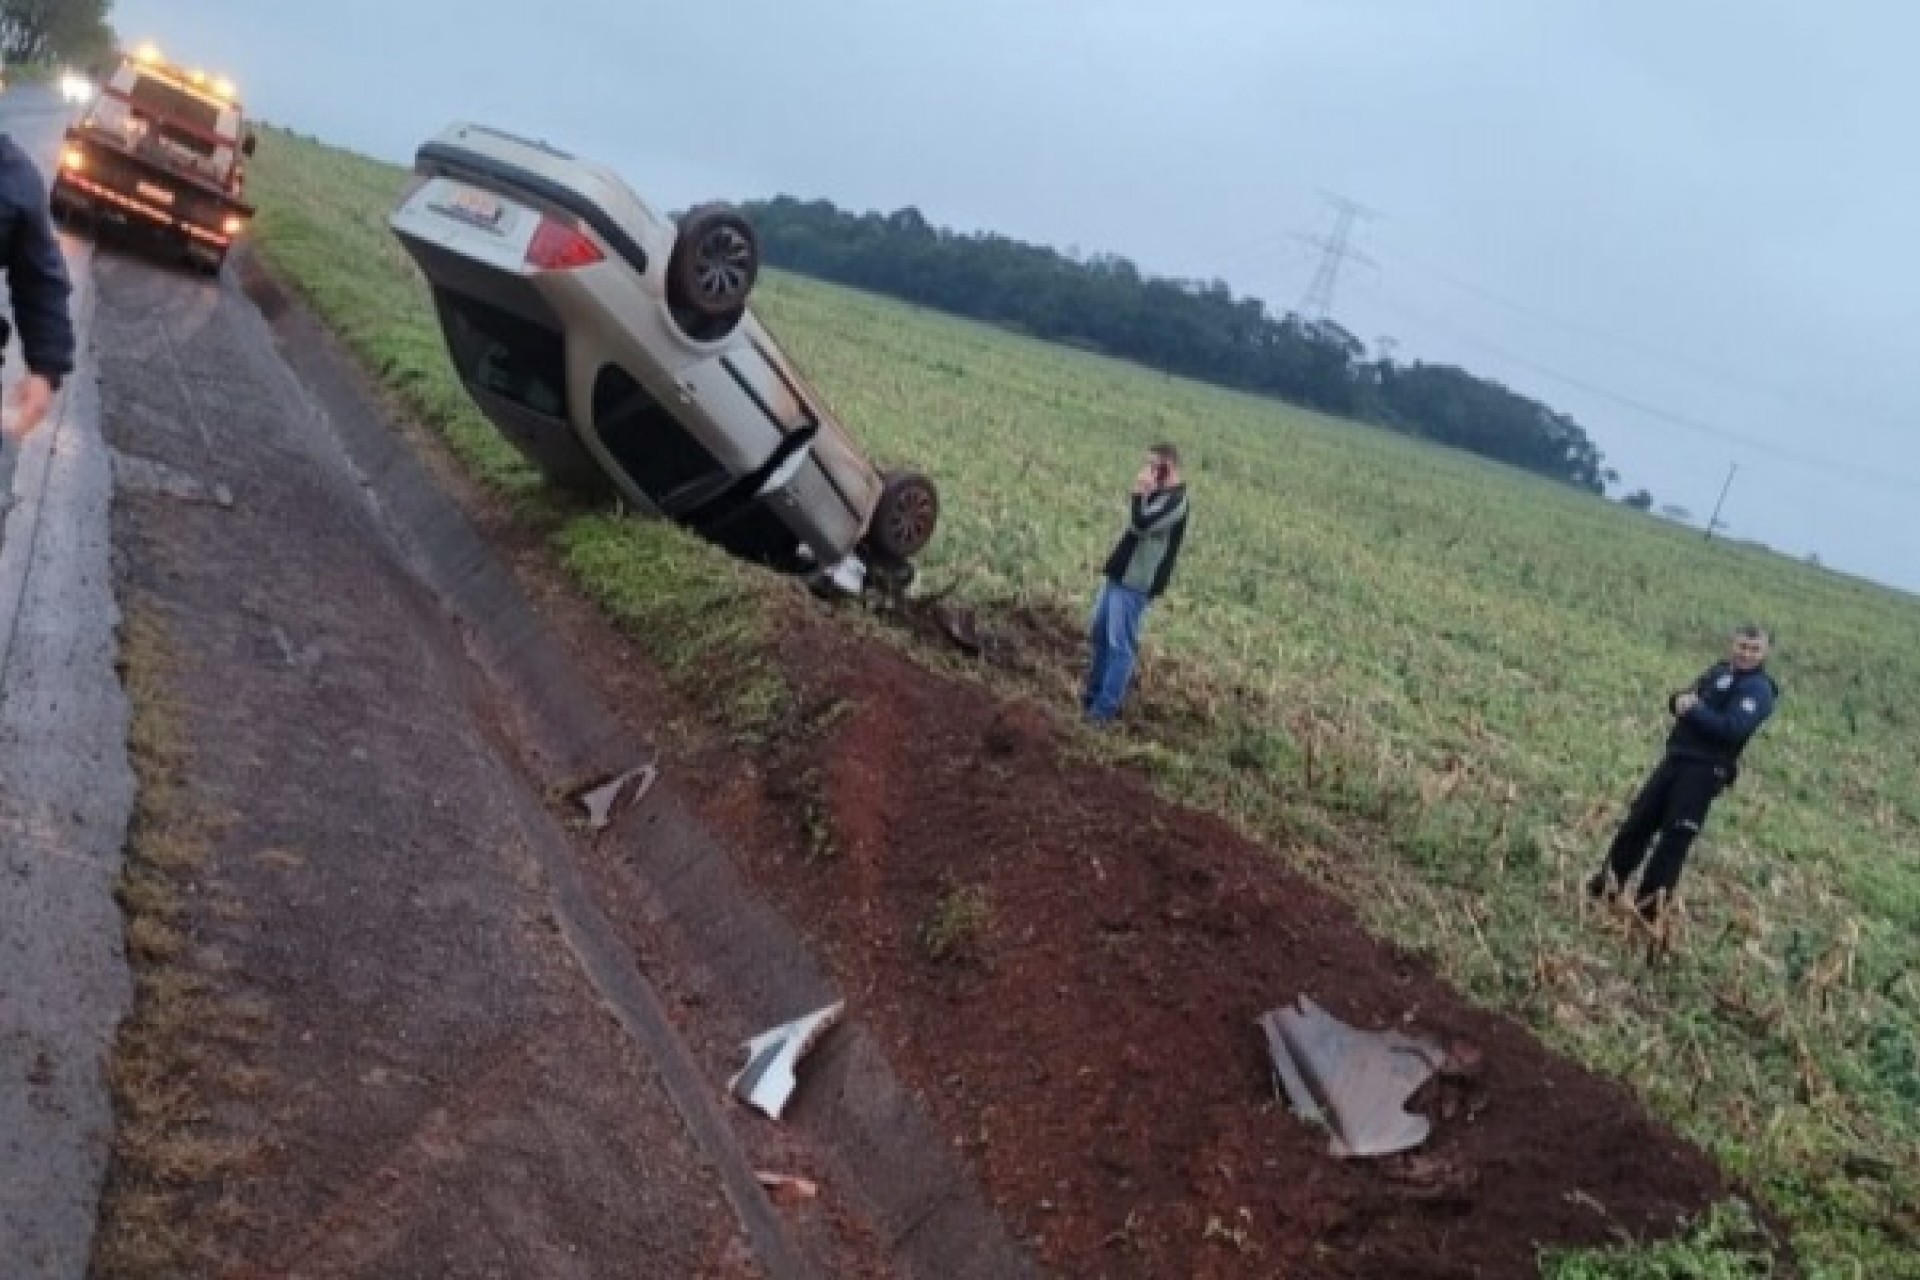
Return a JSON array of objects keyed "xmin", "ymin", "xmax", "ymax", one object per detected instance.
[
  {"xmin": 898, "ymin": 593, "xmax": 1266, "ymax": 741},
  {"xmin": 891, "ymin": 594, "xmax": 1084, "ymax": 678},
  {"xmin": 688, "ymin": 616, "xmax": 1731, "ymax": 1278}
]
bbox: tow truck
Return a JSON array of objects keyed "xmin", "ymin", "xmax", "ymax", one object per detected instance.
[{"xmin": 50, "ymin": 43, "xmax": 258, "ymax": 273}]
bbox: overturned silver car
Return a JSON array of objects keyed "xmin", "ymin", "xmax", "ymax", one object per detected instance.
[{"xmin": 388, "ymin": 123, "xmax": 938, "ymax": 592}]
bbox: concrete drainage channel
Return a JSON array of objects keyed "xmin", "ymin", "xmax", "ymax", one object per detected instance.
[{"xmin": 233, "ymin": 254, "xmax": 1035, "ymax": 1280}]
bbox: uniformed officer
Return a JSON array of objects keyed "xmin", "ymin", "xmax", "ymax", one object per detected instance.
[{"xmin": 1589, "ymin": 624, "xmax": 1780, "ymax": 922}]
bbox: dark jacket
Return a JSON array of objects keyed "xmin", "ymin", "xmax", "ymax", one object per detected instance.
[
  {"xmin": 1103, "ymin": 483, "xmax": 1189, "ymax": 598},
  {"xmin": 0, "ymin": 134, "xmax": 76, "ymax": 387},
  {"xmin": 1665, "ymin": 660, "xmax": 1778, "ymax": 776}
]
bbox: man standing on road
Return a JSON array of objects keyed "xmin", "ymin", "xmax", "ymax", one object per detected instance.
[
  {"xmin": 0, "ymin": 133, "xmax": 74, "ymax": 442},
  {"xmin": 1082, "ymin": 443, "xmax": 1190, "ymax": 724},
  {"xmin": 1588, "ymin": 624, "xmax": 1780, "ymax": 923}
]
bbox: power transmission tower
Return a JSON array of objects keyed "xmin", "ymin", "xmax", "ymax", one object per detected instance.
[{"xmin": 1294, "ymin": 192, "xmax": 1380, "ymax": 324}]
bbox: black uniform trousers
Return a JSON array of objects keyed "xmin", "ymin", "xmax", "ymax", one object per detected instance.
[{"xmin": 1604, "ymin": 755, "xmax": 1726, "ymax": 905}]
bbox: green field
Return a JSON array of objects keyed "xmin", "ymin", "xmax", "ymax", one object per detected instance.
[{"xmin": 245, "ymin": 128, "xmax": 1919, "ymax": 1277}]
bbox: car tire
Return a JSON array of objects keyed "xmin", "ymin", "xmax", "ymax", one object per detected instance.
[
  {"xmin": 668, "ymin": 204, "xmax": 759, "ymax": 330},
  {"xmin": 869, "ymin": 469, "xmax": 940, "ymax": 561}
]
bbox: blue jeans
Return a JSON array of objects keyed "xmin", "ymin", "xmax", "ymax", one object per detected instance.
[{"xmin": 1083, "ymin": 581, "xmax": 1149, "ymax": 722}]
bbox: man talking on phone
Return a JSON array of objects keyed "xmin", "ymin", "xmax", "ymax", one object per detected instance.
[{"xmin": 1082, "ymin": 442, "xmax": 1190, "ymax": 724}]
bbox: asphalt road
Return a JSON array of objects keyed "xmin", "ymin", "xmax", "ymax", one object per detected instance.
[
  {"xmin": 0, "ymin": 81, "xmax": 1026, "ymax": 1275},
  {"xmin": 0, "ymin": 85, "xmax": 786, "ymax": 1275},
  {"xmin": 0, "ymin": 84, "xmax": 136, "ymax": 1279}
]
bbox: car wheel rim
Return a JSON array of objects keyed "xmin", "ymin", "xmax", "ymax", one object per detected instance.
[
  {"xmin": 886, "ymin": 487, "xmax": 936, "ymax": 552},
  {"xmin": 694, "ymin": 226, "xmax": 753, "ymax": 305}
]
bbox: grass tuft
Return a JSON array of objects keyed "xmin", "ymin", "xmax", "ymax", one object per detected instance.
[
  {"xmin": 94, "ymin": 610, "xmax": 268, "ymax": 1279},
  {"xmin": 921, "ymin": 879, "xmax": 992, "ymax": 964}
]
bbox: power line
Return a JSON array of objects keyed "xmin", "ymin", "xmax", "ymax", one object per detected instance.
[
  {"xmin": 1193, "ymin": 171, "xmax": 1913, "ymax": 427},
  {"xmin": 1192, "ymin": 194, "xmax": 1917, "ymax": 494},
  {"xmin": 1362, "ymin": 231, "xmax": 1909, "ymax": 434},
  {"xmin": 1346, "ymin": 276, "xmax": 1920, "ymax": 495},
  {"xmin": 1369, "ymin": 235, "xmax": 1757, "ymax": 387}
]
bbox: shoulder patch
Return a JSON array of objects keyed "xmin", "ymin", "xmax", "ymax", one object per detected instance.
[{"xmin": 1715, "ymin": 674, "xmax": 1733, "ymax": 690}]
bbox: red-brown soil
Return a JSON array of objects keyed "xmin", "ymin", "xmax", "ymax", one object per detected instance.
[
  {"xmin": 127, "ymin": 240, "xmax": 1743, "ymax": 1278},
  {"xmin": 611, "ymin": 605, "xmax": 1733, "ymax": 1278}
]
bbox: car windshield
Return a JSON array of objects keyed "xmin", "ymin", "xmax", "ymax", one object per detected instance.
[{"xmin": 126, "ymin": 72, "xmax": 225, "ymax": 137}]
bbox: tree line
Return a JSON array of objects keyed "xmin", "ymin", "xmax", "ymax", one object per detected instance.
[
  {"xmin": 1, "ymin": 0, "xmax": 115, "ymax": 65},
  {"xmin": 741, "ymin": 196, "xmax": 1615, "ymax": 493}
]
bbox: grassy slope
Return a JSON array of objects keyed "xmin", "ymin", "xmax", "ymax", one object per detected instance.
[{"xmin": 244, "ymin": 127, "xmax": 1918, "ymax": 1277}]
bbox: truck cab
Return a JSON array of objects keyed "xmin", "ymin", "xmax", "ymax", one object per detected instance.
[{"xmin": 51, "ymin": 44, "xmax": 258, "ymax": 273}]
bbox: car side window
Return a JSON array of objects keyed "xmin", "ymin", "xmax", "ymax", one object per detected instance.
[
  {"xmin": 436, "ymin": 293, "xmax": 569, "ymax": 420},
  {"xmin": 592, "ymin": 365, "xmax": 725, "ymax": 505}
]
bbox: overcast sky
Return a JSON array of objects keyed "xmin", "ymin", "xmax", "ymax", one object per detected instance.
[{"xmin": 114, "ymin": 0, "xmax": 1920, "ymax": 593}]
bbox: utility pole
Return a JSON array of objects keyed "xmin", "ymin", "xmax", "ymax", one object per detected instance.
[
  {"xmin": 1704, "ymin": 461, "xmax": 1738, "ymax": 541},
  {"xmin": 1294, "ymin": 191, "xmax": 1380, "ymax": 324}
]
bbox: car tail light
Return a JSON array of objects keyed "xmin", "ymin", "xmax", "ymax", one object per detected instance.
[
  {"xmin": 222, "ymin": 215, "xmax": 245, "ymax": 237},
  {"xmin": 526, "ymin": 215, "xmax": 604, "ymax": 271},
  {"xmin": 62, "ymin": 145, "xmax": 85, "ymax": 171}
]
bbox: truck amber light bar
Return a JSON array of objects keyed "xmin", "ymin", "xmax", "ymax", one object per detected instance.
[{"xmin": 129, "ymin": 42, "xmax": 241, "ymax": 101}]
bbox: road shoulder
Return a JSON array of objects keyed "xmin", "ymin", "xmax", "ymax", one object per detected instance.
[{"xmin": 0, "ymin": 237, "xmax": 136, "ymax": 1280}]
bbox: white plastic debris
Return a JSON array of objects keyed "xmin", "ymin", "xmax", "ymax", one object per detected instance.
[
  {"xmin": 578, "ymin": 763, "xmax": 658, "ymax": 831},
  {"xmin": 729, "ymin": 1001, "xmax": 845, "ymax": 1120},
  {"xmin": 822, "ymin": 556, "xmax": 866, "ymax": 596}
]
